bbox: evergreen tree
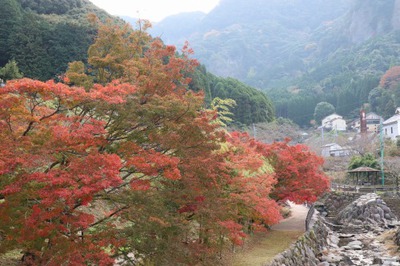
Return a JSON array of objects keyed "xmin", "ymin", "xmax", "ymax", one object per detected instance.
[
  {"xmin": 0, "ymin": 0, "xmax": 22, "ymax": 66},
  {"xmin": 314, "ymin": 101, "xmax": 335, "ymax": 124},
  {"xmin": 0, "ymin": 59, "xmax": 23, "ymax": 82}
]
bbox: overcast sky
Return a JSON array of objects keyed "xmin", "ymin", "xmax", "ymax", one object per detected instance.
[{"xmin": 89, "ymin": 0, "xmax": 220, "ymax": 22}]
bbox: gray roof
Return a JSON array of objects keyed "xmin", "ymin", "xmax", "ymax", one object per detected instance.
[
  {"xmin": 366, "ymin": 112, "xmax": 382, "ymax": 120},
  {"xmin": 348, "ymin": 166, "xmax": 380, "ymax": 173},
  {"xmin": 383, "ymin": 114, "xmax": 400, "ymax": 125}
]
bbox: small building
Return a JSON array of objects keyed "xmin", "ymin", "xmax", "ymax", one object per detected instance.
[
  {"xmin": 382, "ymin": 108, "xmax": 400, "ymax": 140},
  {"xmin": 365, "ymin": 112, "xmax": 383, "ymax": 133},
  {"xmin": 352, "ymin": 112, "xmax": 383, "ymax": 133},
  {"xmin": 321, "ymin": 113, "xmax": 347, "ymax": 131},
  {"xmin": 348, "ymin": 166, "xmax": 381, "ymax": 186},
  {"xmin": 321, "ymin": 143, "xmax": 352, "ymax": 157}
]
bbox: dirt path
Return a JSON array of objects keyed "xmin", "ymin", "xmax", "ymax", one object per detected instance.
[
  {"xmin": 271, "ymin": 202, "xmax": 309, "ymax": 232},
  {"xmin": 226, "ymin": 203, "xmax": 309, "ymax": 266}
]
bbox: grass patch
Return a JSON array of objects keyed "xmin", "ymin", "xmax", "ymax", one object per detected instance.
[
  {"xmin": 225, "ymin": 230, "xmax": 303, "ymax": 266},
  {"xmin": 0, "ymin": 250, "xmax": 21, "ymax": 266}
]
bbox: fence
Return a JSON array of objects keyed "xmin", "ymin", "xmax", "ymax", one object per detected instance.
[{"xmin": 331, "ymin": 182, "xmax": 398, "ymax": 193}]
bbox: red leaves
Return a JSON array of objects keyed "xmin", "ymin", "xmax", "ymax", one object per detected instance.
[
  {"xmin": 218, "ymin": 220, "xmax": 247, "ymax": 246},
  {"xmin": 380, "ymin": 66, "xmax": 400, "ymax": 89},
  {"xmin": 0, "ymin": 22, "xmax": 330, "ymax": 264},
  {"xmin": 257, "ymin": 139, "xmax": 330, "ymax": 203},
  {"xmin": 178, "ymin": 204, "xmax": 198, "ymax": 214},
  {"xmin": 90, "ymin": 81, "xmax": 136, "ymax": 103},
  {"xmin": 130, "ymin": 179, "xmax": 151, "ymax": 191},
  {"xmin": 125, "ymin": 147, "xmax": 181, "ymax": 180}
]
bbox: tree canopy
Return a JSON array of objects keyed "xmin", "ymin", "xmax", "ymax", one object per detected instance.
[
  {"xmin": 0, "ymin": 18, "xmax": 330, "ymax": 265},
  {"xmin": 348, "ymin": 153, "xmax": 380, "ymax": 170},
  {"xmin": 0, "ymin": 59, "xmax": 23, "ymax": 82},
  {"xmin": 314, "ymin": 101, "xmax": 335, "ymax": 125}
]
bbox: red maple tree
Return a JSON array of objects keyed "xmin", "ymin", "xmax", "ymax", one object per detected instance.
[{"xmin": 0, "ymin": 19, "xmax": 330, "ymax": 265}]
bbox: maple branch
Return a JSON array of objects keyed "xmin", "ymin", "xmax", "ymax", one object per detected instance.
[
  {"xmin": 171, "ymin": 102, "xmax": 191, "ymax": 122},
  {"xmin": 5, "ymin": 115, "xmax": 14, "ymax": 136},
  {"xmin": 39, "ymin": 99, "xmax": 61, "ymax": 121},
  {"xmin": 22, "ymin": 121, "xmax": 35, "ymax": 136},
  {"xmin": 87, "ymin": 205, "xmax": 129, "ymax": 229},
  {"xmin": 44, "ymin": 161, "xmax": 60, "ymax": 173},
  {"xmin": 28, "ymin": 92, "xmax": 40, "ymax": 114},
  {"xmin": 106, "ymin": 123, "xmax": 143, "ymax": 141},
  {"xmin": 105, "ymin": 173, "xmax": 146, "ymax": 194},
  {"xmin": 104, "ymin": 109, "xmax": 116, "ymax": 129}
]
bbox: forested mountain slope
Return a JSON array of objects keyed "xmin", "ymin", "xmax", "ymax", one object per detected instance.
[
  {"xmin": 0, "ymin": 0, "xmax": 117, "ymax": 80},
  {"xmin": 150, "ymin": 0, "xmax": 352, "ymax": 88},
  {"xmin": 0, "ymin": 0, "xmax": 274, "ymax": 125},
  {"xmin": 149, "ymin": 0, "xmax": 400, "ymax": 126}
]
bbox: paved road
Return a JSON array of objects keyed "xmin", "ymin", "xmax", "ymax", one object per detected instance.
[{"xmin": 271, "ymin": 202, "xmax": 309, "ymax": 232}]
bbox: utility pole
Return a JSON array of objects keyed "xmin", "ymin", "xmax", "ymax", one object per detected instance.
[
  {"xmin": 380, "ymin": 119, "xmax": 385, "ymax": 185},
  {"xmin": 321, "ymin": 126, "xmax": 324, "ymax": 142}
]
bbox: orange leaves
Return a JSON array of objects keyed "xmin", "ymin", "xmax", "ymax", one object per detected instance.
[
  {"xmin": 0, "ymin": 75, "xmax": 331, "ymax": 264},
  {"xmin": 258, "ymin": 140, "xmax": 330, "ymax": 203},
  {"xmin": 130, "ymin": 180, "xmax": 151, "ymax": 191},
  {"xmin": 380, "ymin": 66, "xmax": 400, "ymax": 89},
  {"xmin": 90, "ymin": 81, "xmax": 136, "ymax": 104},
  {"xmin": 125, "ymin": 147, "xmax": 181, "ymax": 180},
  {"xmin": 163, "ymin": 168, "xmax": 181, "ymax": 180},
  {"xmin": 218, "ymin": 220, "xmax": 247, "ymax": 246},
  {"xmin": 0, "ymin": 18, "xmax": 333, "ymax": 264}
]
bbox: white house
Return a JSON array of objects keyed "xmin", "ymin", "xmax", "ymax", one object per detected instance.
[
  {"xmin": 321, "ymin": 113, "xmax": 347, "ymax": 131},
  {"xmin": 321, "ymin": 143, "xmax": 352, "ymax": 157},
  {"xmin": 382, "ymin": 108, "xmax": 400, "ymax": 140}
]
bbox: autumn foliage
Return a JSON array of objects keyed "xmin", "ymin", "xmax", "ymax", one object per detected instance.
[
  {"xmin": 0, "ymin": 19, "xmax": 329, "ymax": 265},
  {"xmin": 379, "ymin": 66, "xmax": 400, "ymax": 89}
]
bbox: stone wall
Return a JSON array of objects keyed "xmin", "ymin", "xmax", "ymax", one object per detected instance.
[
  {"xmin": 267, "ymin": 192, "xmax": 400, "ymax": 266},
  {"xmin": 266, "ymin": 192, "xmax": 356, "ymax": 266},
  {"xmin": 336, "ymin": 193, "xmax": 397, "ymax": 227},
  {"xmin": 266, "ymin": 217, "xmax": 331, "ymax": 266},
  {"xmin": 317, "ymin": 191, "xmax": 361, "ymax": 218},
  {"xmin": 381, "ymin": 195, "xmax": 400, "ymax": 248},
  {"xmin": 382, "ymin": 196, "xmax": 400, "ymax": 219}
]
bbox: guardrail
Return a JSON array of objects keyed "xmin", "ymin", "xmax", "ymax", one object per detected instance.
[{"xmin": 331, "ymin": 183, "xmax": 398, "ymax": 193}]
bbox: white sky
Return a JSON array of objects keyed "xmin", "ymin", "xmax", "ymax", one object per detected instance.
[{"xmin": 89, "ymin": 0, "xmax": 220, "ymax": 22}]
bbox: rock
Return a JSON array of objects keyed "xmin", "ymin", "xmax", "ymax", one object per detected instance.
[
  {"xmin": 337, "ymin": 193, "xmax": 398, "ymax": 227},
  {"xmin": 340, "ymin": 255, "xmax": 354, "ymax": 265},
  {"xmin": 373, "ymin": 257, "xmax": 383, "ymax": 264},
  {"xmin": 381, "ymin": 205, "xmax": 391, "ymax": 213},
  {"xmin": 339, "ymin": 234, "xmax": 355, "ymax": 238},
  {"xmin": 373, "ymin": 213, "xmax": 382, "ymax": 221},
  {"xmin": 324, "ymin": 254, "xmax": 343, "ymax": 263},
  {"xmin": 347, "ymin": 240, "xmax": 362, "ymax": 246},
  {"xmin": 343, "ymin": 244, "xmax": 362, "ymax": 250}
]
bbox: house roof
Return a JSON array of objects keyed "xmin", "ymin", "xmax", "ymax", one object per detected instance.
[
  {"xmin": 366, "ymin": 112, "xmax": 382, "ymax": 120},
  {"xmin": 383, "ymin": 114, "xmax": 400, "ymax": 125},
  {"xmin": 348, "ymin": 166, "xmax": 380, "ymax": 173},
  {"xmin": 323, "ymin": 113, "xmax": 342, "ymax": 121},
  {"xmin": 322, "ymin": 143, "xmax": 339, "ymax": 148}
]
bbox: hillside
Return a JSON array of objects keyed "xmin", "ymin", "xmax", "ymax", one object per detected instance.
[
  {"xmin": 149, "ymin": 0, "xmax": 400, "ymax": 126},
  {"xmin": 150, "ymin": 0, "xmax": 352, "ymax": 88},
  {"xmin": 0, "ymin": 0, "xmax": 118, "ymax": 80},
  {"xmin": 0, "ymin": 0, "xmax": 274, "ymax": 126}
]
